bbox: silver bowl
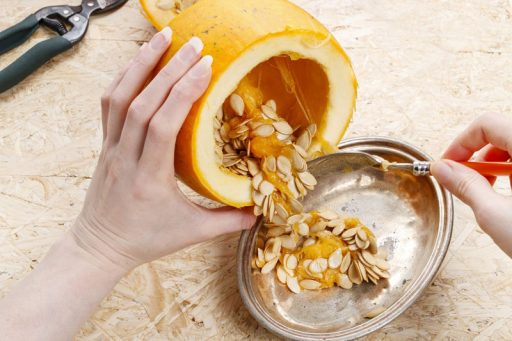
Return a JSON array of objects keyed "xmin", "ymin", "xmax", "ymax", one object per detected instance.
[{"xmin": 237, "ymin": 136, "xmax": 453, "ymax": 340}]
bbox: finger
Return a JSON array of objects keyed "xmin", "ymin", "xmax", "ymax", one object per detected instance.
[
  {"xmin": 474, "ymin": 145, "xmax": 511, "ymax": 185},
  {"xmin": 432, "ymin": 161, "xmax": 512, "ymax": 257},
  {"xmin": 139, "ymin": 55, "xmax": 213, "ymax": 177},
  {"xmin": 472, "ymin": 195, "xmax": 512, "ymax": 257},
  {"xmin": 200, "ymin": 207, "xmax": 256, "ymax": 238},
  {"xmin": 106, "ymin": 27, "xmax": 173, "ymax": 145},
  {"xmin": 118, "ymin": 37, "xmax": 204, "ymax": 160},
  {"xmin": 442, "ymin": 113, "xmax": 512, "ymax": 161},
  {"xmin": 100, "ymin": 44, "xmax": 145, "ymax": 140},
  {"xmin": 431, "ymin": 159, "xmax": 502, "ymax": 211}
]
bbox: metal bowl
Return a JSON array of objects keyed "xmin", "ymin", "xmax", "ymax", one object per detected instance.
[{"xmin": 237, "ymin": 136, "xmax": 453, "ymax": 340}]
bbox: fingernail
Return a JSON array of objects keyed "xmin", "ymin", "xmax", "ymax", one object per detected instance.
[
  {"xmin": 431, "ymin": 160, "xmax": 453, "ymax": 184},
  {"xmin": 150, "ymin": 27, "xmax": 172, "ymax": 50},
  {"xmin": 190, "ymin": 55, "xmax": 213, "ymax": 78},
  {"xmin": 178, "ymin": 37, "xmax": 204, "ymax": 62}
]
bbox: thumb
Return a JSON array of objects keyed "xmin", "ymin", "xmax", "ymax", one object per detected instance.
[
  {"xmin": 431, "ymin": 159, "xmax": 499, "ymax": 210},
  {"xmin": 201, "ymin": 206, "xmax": 257, "ymax": 237},
  {"xmin": 432, "ymin": 160, "xmax": 512, "ymax": 257}
]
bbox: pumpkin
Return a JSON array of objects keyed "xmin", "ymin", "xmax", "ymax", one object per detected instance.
[{"xmin": 139, "ymin": 0, "xmax": 357, "ymax": 207}]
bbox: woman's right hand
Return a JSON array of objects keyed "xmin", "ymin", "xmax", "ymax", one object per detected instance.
[{"xmin": 430, "ymin": 113, "xmax": 512, "ymax": 257}]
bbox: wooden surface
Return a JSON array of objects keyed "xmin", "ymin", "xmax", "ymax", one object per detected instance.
[{"xmin": 1, "ymin": 0, "xmax": 512, "ymax": 339}]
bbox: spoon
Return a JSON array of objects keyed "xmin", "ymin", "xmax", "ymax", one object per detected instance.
[{"xmin": 345, "ymin": 152, "xmax": 512, "ymax": 177}]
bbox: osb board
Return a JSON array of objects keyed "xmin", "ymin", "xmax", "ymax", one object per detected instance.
[{"xmin": 1, "ymin": 0, "xmax": 512, "ymax": 339}]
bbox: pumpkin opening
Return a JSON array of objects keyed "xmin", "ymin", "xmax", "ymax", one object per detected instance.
[{"xmin": 228, "ymin": 55, "xmax": 329, "ymax": 131}]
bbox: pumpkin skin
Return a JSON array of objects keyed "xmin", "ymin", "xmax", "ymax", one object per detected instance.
[{"xmin": 141, "ymin": 0, "xmax": 357, "ymax": 207}]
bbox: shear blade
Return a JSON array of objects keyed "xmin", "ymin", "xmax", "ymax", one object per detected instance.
[{"xmin": 93, "ymin": 0, "xmax": 128, "ymax": 13}]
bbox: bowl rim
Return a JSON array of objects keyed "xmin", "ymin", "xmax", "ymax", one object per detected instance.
[{"xmin": 237, "ymin": 136, "xmax": 453, "ymax": 340}]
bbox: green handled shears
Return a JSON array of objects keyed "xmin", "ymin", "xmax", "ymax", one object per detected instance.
[{"xmin": 0, "ymin": 0, "xmax": 127, "ymax": 93}]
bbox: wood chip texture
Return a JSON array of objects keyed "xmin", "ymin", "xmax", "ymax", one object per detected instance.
[{"xmin": 0, "ymin": 0, "xmax": 511, "ymax": 339}]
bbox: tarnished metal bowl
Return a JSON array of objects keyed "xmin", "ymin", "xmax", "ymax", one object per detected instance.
[{"xmin": 237, "ymin": 136, "xmax": 453, "ymax": 340}]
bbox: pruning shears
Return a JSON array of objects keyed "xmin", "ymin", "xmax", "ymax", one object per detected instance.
[{"xmin": 0, "ymin": 0, "xmax": 128, "ymax": 93}]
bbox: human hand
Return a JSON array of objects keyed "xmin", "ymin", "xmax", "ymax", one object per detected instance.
[
  {"xmin": 71, "ymin": 28, "xmax": 255, "ymax": 272},
  {"xmin": 430, "ymin": 113, "xmax": 512, "ymax": 257}
]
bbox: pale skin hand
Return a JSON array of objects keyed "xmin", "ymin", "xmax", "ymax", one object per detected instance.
[
  {"xmin": 0, "ymin": 28, "xmax": 255, "ymax": 341},
  {"xmin": 430, "ymin": 113, "xmax": 512, "ymax": 257}
]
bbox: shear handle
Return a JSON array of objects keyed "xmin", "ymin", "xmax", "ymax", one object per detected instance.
[{"xmin": 0, "ymin": 5, "xmax": 88, "ymax": 93}]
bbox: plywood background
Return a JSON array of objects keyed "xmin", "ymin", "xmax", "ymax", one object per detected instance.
[{"xmin": 1, "ymin": 0, "xmax": 512, "ymax": 339}]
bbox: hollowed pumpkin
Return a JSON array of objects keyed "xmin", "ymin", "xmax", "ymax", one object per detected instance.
[{"xmin": 140, "ymin": 0, "xmax": 357, "ymax": 207}]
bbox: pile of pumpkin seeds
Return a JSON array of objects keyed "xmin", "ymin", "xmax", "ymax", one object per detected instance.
[
  {"xmin": 253, "ymin": 210, "xmax": 390, "ymax": 293},
  {"xmin": 214, "ymin": 93, "xmax": 389, "ymax": 293}
]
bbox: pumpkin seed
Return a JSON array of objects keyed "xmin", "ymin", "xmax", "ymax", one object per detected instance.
[
  {"xmin": 297, "ymin": 222, "xmax": 309, "ymax": 236},
  {"xmin": 266, "ymin": 226, "xmax": 287, "ymax": 237},
  {"xmin": 348, "ymin": 244, "xmax": 358, "ymax": 251},
  {"xmin": 342, "ymin": 228, "xmax": 358, "ymax": 239},
  {"xmin": 261, "ymin": 257, "xmax": 278, "ymax": 274},
  {"xmin": 276, "ymin": 155, "xmax": 292, "ymax": 175},
  {"xmin": 375, "ymin": 258, "xmax": 390, "ymax": 271},
  {"xmin": 356, "ymin": 259, "xmax": 368, "ymax": 282},
  {"xmin": 279, "ymin": 235, "xmax": 297, "ymax": 249},
  {"xmin": 252, "ymin": 173, "xmax": 263, "ymax": 190},
  {"xmin": 328, "ymin": 249, "xmax": 342, "ymax": 269},
  {"xmin": 287, "ymin": 179, "xmax": 300, "ymax": 198},
  {"xmin": 306, "ymin": 123, "xmax": 317, "ymax": 137},
  {"xmin": 293, "ymin": 143, "xmax": 308, "ymax": 158},
  {"xmin": 261, "ymin": 104, "xmax": 279, "ymax": 120},
  {"xmin": 310, "ymin": 220, "xmax": 327, "ymax": 233},
  {"xmin": 300, "ymin": 279, "xmax": 321, "ymax": 290},
  {"xmin": 275, "ymin": 203, "xmax": 288, "ymax": 219},
  {"xmin": 253, "ymin": 205, "xmax": 262, "ymax": 216},
  {"xmin": 289, "ymin": 197, "xmax": 303, "ymax": 213},
  {"xmin": 336, "ymin": 273, "xmax": 353, "ymax": 289},
  {"xmin": 332, "ymin": 224, "xmax": 345, "ymax": 236},
  {"xmin": 273, "ymin": 121, "xmax": 293, "ymax": 135},
  {"xmin": 355, "ymin": 235, "xmax": 367, "ymax": 249},
  {"xmin": 216, "ymin": 107, "xmax": 223, "ymax": 121},
  {"xmin": 156, "ymin": 0, "xmax": 174, "ymax": 11},
  {"xmin": 253, "ymin": 124, "xmax": 275, "ymax": 137},
  {"xmin": 259, "ymin": 180, "xmax": 275, "ymax": 196},
  {"xmin": 296, "ymin": 130, "xmax": 311, "ymax": 150},
  {"xmin": 317, "ymin": 209, "xmax": 338, "ymax": 220},
  {"xmin": 230, "ymin": 93, "xmax": 244, "ymax": 116},
  {"xmin": 262, "ymin": 195, "xmax": 269, "ymax": 217},
  {"xmin": 303, "ymin": 238, "xmax": 316, "ymax": 247},
  {"xmin": 286, "ymin": 254, "xmax": 298, "ymax": 270},
  {"xmin": 365, "ymin": 306, "xmax": 386, "ymax": 319},
  {"xmin": 340, "ymin": 252, "xmax": 351, "ymax": 273},
  {"xmin": 264, "ymin": 155, "xmax": 277, "ymax": 172},
  {"xmin": 257, "ymin": 248, "xmax": 264, "ymax": 262},
  {"xmin": 287, "ymin": 214, "xmax": 303, "ymax": 225},
  {"xmin": 369, "ymin": 237, "xmax": 378, "ymax": 254},
  {"xmin": 265, "ymin": 99, "xmax": 277, "ymax": 111},
  {"xmin": 362, "ymin": 250, "xmax": 376, "ymax": 266},
  {"xmin": 298, "ymin": 171, "xmax": 317, "ymax": 187},
  {"xmin": 252, "ymin": 190, "xmax": 264, "ymax": 206},
  {"xmin": 247, "ymin": 159, "xmax": 260, "ymax": 176},
  {"xmin": 348, "ymin": 262, "xmax": 362, "ymax": 285},
  {"xmin": 372, "ymin": 265, "xmax": 390, "ymax": 279},
  {"xmin": 294, "ymin": 176, "xmax": 308, "ymax": 197},
  {"xmin": 291, "ymin": 149, "xmax": 307, "ymax": 171},
  {"xmin": 357, "ymin": 229, "xmax": 368, "ymax": 241},
  {"xmin": 286, "ymin": 275, "xmax": 301, "ymax": 293},
  {"xmin": 276, "ymin": 265, "xmax": 287, "ymax": 284}
]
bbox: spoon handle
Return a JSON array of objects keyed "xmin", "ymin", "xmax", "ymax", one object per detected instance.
[
  {"xmin": 460, "ymin": 161, "xmax": 512, "ymax": 177},
  {"xmin": 390, "ymin": 161, "xmax": 512, "ymax": 177}
]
